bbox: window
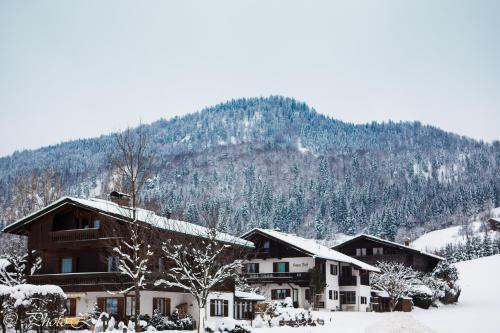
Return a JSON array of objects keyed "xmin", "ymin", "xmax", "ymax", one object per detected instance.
[
  {"xmin": 330, "ymin": 264, "xmax": 338, "ymax": 275},
  {"xmin": 210, "ymin": 300, "xmax": 228, "ymax": 317},
  {"xmin": 81, "ymin": 218, "xmax": 90, "ymax": 229},
  {"xmin": 262, "ymin": 240, "xmax": 270, "ymax": 252},
  {"xmin": 340, "ymin": 291, "xmax": 356, "ymax": 305},
  {"xmin": 328, "ymin": 290, "xmax": 333, "ymax": 300},
  {"xmin": 106, "ymin": 298, "xmax": 118, "ymax": 316},
  {"xmin": 126, "ymin": 297, "xmax": 135, "ymax": 316},
  {"xmin": 373, "ymin": 247, "xmax": 383, "ymax": 255},
  {"xmin": 234, "ymin": 300, "xmax": 253, "ymax": 320},
  {"xmin": 273, "ymin": 262, "xmax": 289, "ymax": 273},
  {"xmin": 153, "ymin": 298, "xmax": 171, "ymax": 316},
  {"xmin": 334, "ymin": 291, "xmax": 338, "ymax": 300},
  {"xmin": 107, "ymin": 256, "xmax": 119, "ymax": 272},
  {"xmin": 355, "ymin": 248, "xmax": 367, "ymax": 256},
  {"xmin": 244, "ymin": 263, "xmax": 259, "ymax": 273},
  {"xmin": 361, "ymin": 296, "xmax": 367, "ymax": 304},
  {"xmin": 93, "ymin": 219, "xmax": 101, "ymax": 229},
  {"xmin": 271, "ymin": 289, "xmax": 290, "ymax": 300},
  {"xmin": 61, "ymin": 258, "xmax": 73, "ymax": 273}
]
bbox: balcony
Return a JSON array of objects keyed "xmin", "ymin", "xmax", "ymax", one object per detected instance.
[
  {"xmin": 27, "ymin": 272, "xmax": 128, "ymax": 291},
  {"xmin": 244, "ymin": 272, "xmax": 310, "ymax": 286},
  {"xmin": 50, "ymin": 228, "xmax": 103, "ymax": 242},
  {"xmin": 339, "ymin": 275, "xmax": 357, "ymax": 286}
]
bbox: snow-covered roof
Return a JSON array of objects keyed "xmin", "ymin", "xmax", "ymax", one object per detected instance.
[
  {"xmin": 242, "ymin": 228, "xmax": 380, "ymax": 272},
  {"xmin": 489, "ymin": 217, "xmax": 500, "ymax": 223},
  {"xmin": 234, "ymin": 290, "xmax": 266, "ymax": 301},
  {"xmin": 3, "ymin": 196, "xmax": 253, "ymax": 248},
  {"xmin": 336, "ymin": 234, "xmax": 444, "ymax": 261}
]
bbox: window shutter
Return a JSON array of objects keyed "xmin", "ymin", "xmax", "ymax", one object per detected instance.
[
  {"xmin": 273, "ymin": 263, "xmax": 278, "ymax": 272},
  {"xmin": 255, "ymin": 263, "xmax": 259, "ymax": 273},
  {"xmin": 152, "ymin": 298, "xmax": 158, "ymax": 313},
  {"xmin": 271, "ymin": 290, "xmax": 277, "ymax": 300},
  {"xmin": 210, "ymin": 300, "xmax": 215, "ymax": 316},
  {"xmin": 285, "ymin": 262, "xmax": 289, "ymax": 272},
  {"xmin": 285, "ymin": 289, "xmax": 291, "ymax": 298},
  {"xmin": 117, "ymin": 298, "xmax": 125, "ymax": 320},
  {"xmin": 97, "ymin": 298, "xmax": 105, "ymax": 313},
  {"xmin": 165, "ymin": 298, "xmax": 171, "ymax": 316},
  {"xmin": 223, "ymin": 300, "xmax": 228, "ymax": 317},
  {"xmin": 69, "ymin": 299, "xmax": 76, "ymax": 316}
]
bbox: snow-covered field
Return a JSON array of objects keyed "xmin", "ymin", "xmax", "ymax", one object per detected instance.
[{"xmin": 411, "ymin": 207, "xmax": 500, "ymax": 253}]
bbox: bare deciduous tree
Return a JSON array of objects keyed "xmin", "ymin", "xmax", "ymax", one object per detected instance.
[
  {"xmin": 108, "ymin": 124, "xmax": 155, "ymax": 331},
  {"xmin": 371, "ymin": 261, "xmax": 421, "ymax": 311},
  {"xmin": 155, "ymin": 199, "xmax": 247, "ymax": 333}
]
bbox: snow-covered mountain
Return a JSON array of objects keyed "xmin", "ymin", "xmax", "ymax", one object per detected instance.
[{"xmin": 1, "ymin": 96, "xmax": 499, "ymax": 239}]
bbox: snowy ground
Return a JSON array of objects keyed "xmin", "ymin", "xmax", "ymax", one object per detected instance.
[{"xmin": 412, "ymin": 206, "xmax": 500, "ymax": 253}]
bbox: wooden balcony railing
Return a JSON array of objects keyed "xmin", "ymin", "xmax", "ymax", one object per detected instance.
[
  {"xmin": 50, "ymin": 228, "xmax": 102, "ymax": 242},
  {"xmin": 339, "ymin": 275, "xmax": 357, "ymax": 286},
  {"xmin": 244, "ymin": 272, "xmax": 310, "ymax": 286},
  {"xmin": 27, "ymin": 272, "xmax": 127, "ymax": 287}
]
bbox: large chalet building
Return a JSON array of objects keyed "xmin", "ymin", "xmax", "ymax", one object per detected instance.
[
  {"xmin": 241, "ymin": 229, "xmax": 379, "ymax": 312},
  {"xmin": 1, "ymin": 194, "xmax": 256, "ymax": 326},
  {"xmin": 333, "ymin": 234, "xmax": 444, "ymax": 272}
]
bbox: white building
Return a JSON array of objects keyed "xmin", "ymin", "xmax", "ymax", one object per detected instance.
[{"xmin": 241, "ymin": 229, "xmax": 380, "ymax": 312}]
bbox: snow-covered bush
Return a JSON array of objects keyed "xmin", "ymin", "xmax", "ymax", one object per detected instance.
[
  {"xmin": 1, "ymin": 284, "xmax": 65, "ymax": 333},
  {"xmin": 204, "ymin": 319, "xmax": 250, "ymax": 333},
  {"xmin": 431, "ymin": 261, "xmax": 460, "ymax": 304},
  {"xmin": 263, "ymin": 297, "xmax": 315, "ymax": 327},
  {"xmin": 148, "ymin": 308, "xmax": 193, "ymax": 331},
  {"xmin": 251, "ymin": 315, "xmax": 265, "ymax": 328}
]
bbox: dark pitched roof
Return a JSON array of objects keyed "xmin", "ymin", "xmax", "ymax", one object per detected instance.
[{"xmin": 333, "ymin": 234, "xmax": 444, "ymax": 261}]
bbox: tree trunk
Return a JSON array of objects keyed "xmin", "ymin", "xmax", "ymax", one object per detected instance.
[
  {"xmin": 135, "ymin": 288, "xmax": 141, "ymax": 332},
  {"xmin": 198, "ymin": 306, "xmax": 206, "ymax": 333},
  {"xmin": 389, "ymin": 297, "xmax": 398, "ymax": 312}
]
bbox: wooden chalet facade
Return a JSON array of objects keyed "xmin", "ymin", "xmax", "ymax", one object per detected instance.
[
  {"xmin": 241, "ymin": 229, "xmax": 379, "ymax": 312},
  {"xmin": 2, "ymin": 195, "xmax": 254, "ymax": 324},
  {"xmin": 333, "ymin": 234, "xmax": 444, "ymax": 273}
]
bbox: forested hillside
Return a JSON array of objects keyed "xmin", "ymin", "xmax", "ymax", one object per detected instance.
[{"xmin": 1, "ymin": 96, "xmax": 499, "ymax": 240}]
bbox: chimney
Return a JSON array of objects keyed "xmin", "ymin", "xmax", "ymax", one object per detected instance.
[
  {"xmin": 166, "ymin": 211, "xmax": 171, "ymax": 219},
  {"xmin": 109, "ymin": 191, "xmax": 131, "ymax": 206},
  {"xmin": 404, "ymin": 238, "xmax": 411, "ymax": 247}
]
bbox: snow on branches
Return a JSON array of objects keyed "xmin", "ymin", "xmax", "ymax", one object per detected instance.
[
  {"xmin": 0, "ymin": 238, "xmax": 41, "ymax": 286},
  {"xmin": 155, "ymin": 225, "xmax": 243, "ymax": 333},
  {"xmin": 371, "ymin": 262, "xmax": 421, "ymax": 311},
  {"xmin": 113, "ymin": 225, "xmax": 153, "ymax": 294}
]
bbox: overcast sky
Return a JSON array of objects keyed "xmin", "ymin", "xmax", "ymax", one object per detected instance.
[{"xmin": 1, "ymin": 0, "xmax": 499, "ymax": 156}]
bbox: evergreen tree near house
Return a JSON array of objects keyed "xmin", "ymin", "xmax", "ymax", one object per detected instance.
[{"xmin": 308, "ymin": 267, "xmax": 327, "ymax": 309}]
